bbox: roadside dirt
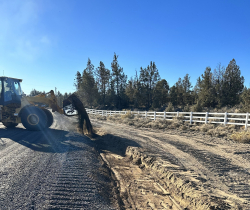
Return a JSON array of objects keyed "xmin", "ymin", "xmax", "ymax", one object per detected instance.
[{"xmin": 90, "ymin": 118, "xmax": 250, "ymax": 209}]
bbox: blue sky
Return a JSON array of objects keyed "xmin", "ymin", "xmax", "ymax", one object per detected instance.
[{"xmin": 0, "ymin": 0, "xmax": 249, "ymax": 94}]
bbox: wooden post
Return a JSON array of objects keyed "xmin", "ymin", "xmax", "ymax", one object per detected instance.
[
  {"xmin": 224, "ymin": 112, "xmax": 227, "ymax": 126},
  {"xmin": 245, "ymin": 113, "xmax": 249, "ymax": 130},
  {"xmin": 205, "ymin": 112, "xmax": 208, "ymax": 124},
  {"xmin": 154, "ymin": 111, "xmax": 156, "ymax": 121},
  {"xmin": 164, "ymin": 111, "xmax": 166, "ymax": 120},
  {"xmin": 102, "ymin": 110, "xmax": 103, "ymax": 116},
  {"xmin": 190, "ymin": 112, "xmax": 193, "ymax": 125},
  {"xmin": 145, "ymin": 111, "xmax": 147, "ymax": 119}
]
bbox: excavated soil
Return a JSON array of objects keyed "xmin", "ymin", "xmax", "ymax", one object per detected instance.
[{"xmin": 90, "ymin": 118, "xmax": 250, "ymax": 210}]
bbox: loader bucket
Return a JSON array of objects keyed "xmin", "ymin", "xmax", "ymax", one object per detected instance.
[{"xmin": 63, "ymin": 93, "xmax": 93, "ymax": 136}]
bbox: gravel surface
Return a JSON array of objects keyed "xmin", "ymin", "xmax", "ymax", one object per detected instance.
[{"xmin": 0, "ymin": 113, "xmax": 119, "ymax": 210}]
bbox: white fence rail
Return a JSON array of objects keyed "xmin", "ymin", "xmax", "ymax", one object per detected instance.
[{"xmin": 86, "ymin": 108, "xmax": 250, "ymax": 130}]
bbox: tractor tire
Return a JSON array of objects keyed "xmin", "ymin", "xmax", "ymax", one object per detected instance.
[
  {"xmin": 21, "ymin": 106, "xmax": 47, "ymax": 131},
  {"xmin": 42, "ymin": 109, "xmax": 54, "ymax": 128},
  {"xmin": 2, "ymin": 122, "xmax": 18, "ymax": 128}
]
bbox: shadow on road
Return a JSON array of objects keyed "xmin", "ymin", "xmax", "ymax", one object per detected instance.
[
  {"xmin": 0, "ymin": 126, "xmax": 141, "ymax": 156},
  {"xmin": 92, "ymin": 133, "xmax": 141, "ymax": 157}
]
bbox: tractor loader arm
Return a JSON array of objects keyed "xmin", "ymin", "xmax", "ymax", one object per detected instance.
[
  {"xmin": 25, "ymin": 90, "xmax": 93, "ymax": 135},
  {"xmin": 26, "ymin": 90, "xmax": 64, "ymax": 114},
  {"xmin": 63, "ymin": 93, "xmax": 93, "ymax": 135}
]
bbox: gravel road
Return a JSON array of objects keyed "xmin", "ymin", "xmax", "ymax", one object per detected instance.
[{"xmin": 0, "ymin": 113, "xmax": 119, "ymax": 210}]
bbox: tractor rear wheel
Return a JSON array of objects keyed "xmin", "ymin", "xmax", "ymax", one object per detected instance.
[
  {"xmin": 21, "ymin": 106, "xmax": 47, "ymax": 131},
  {"xmin": 42, "ymin": 109, "xmax": 54, "ymax": 128},
  {"xmin": 2, "ymin": 122, "xmax": 18, "ymax": 128}
]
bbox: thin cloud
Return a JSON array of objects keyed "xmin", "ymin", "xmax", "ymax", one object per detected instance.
[{"xmin": 40, "ymin": 36, "xmax": 50, "ymax": 45}]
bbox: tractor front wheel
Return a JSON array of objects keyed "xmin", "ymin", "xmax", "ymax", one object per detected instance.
[
  {"xmin": 42, "ymin": 109, "xmax": 54, "ymax": 128},
  {"xmin": 21, "ymin": 106, "xmax": 47, "ymax": 131}
]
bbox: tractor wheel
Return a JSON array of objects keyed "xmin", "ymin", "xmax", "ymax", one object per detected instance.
[
  {"xmin": 2, "ymin": 122, "xmax": 18, "ymax": 128},
  {"xmin": 21, "ymin": 106, "xmax": 47, "ymax": 131},
  {"xmin": 42, "ymin": 109, "xmax": 54, "ymax": 128}
]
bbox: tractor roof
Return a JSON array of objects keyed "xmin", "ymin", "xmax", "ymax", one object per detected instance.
[{"xmin": 0, "ymin": 76, "xmax": 22, "ymax": 82}]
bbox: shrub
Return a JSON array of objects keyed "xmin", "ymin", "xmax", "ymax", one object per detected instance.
[
  {"xmin": 183, "ymin": 104, "xmax": 190, "ymax": 112},
  {"xmin": 231, "ymin": 131, "xmax": 250, "ymax": 143},
  {"xmin": 199, "ymin": 124, "xmax": 214, "ymax": 132},
  {"xmin": 191, "ymin": 101, "xmax": 203, "ymax": 112},
  {"xmin": 121, "ymin": 111, "xmax": 134, "ymax": 119},
  {"xmin": 165, "ymin": 102, "xmax": 174, "ymax": 112}
]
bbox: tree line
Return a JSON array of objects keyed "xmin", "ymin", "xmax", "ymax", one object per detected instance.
[
  {"xmin": 29, "ymin": 89, "xmax": 72, "ymax": 108},
  {"xmin": 29, "ymin": 53, "xmax": 250, "ymax": 112},
  {"xmin": 74, "ymin": 53, "xmax": 250, "ymax": 112}
]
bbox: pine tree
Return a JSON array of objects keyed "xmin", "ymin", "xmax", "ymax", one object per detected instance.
[
  {"xmin": 152, "ymin": 79, "xmax": 169, "ymax": 108},
  {"xmin": 222, "ymin": 59, "xmax": 244, "ymax": 106},
  {"xmin": 175, "ymin": 78, "xmax": 184, "ymax": 107},
  {"xmin": 111, "ymin": 53, "xmax": 127, "ymax": 108},
  {"xmin": 139, "ymin": 61, "xmax": 160, "ymax": 108},
  {"xmin": 96, "ymin": 61, "xmax": 110, "ymax": 105},
  {"xmin": 81, "ymin": 58, "xmax": 99, "ymax": 107},
  {"xmin": 212, "ymin": 63, "xmax": 225, "ymax": 108},
  {"xmin": 198, "ymin": 67, "xmax": 215, "ymax": 107},
  {"xmin": 169, "ymin": 85, "xmax": 178, "ymax": 106},
  {"xmin": 240, "ymin": 87, "xmax": 250, "ymax": 112},
  {"xmin": 74, "ymin": 71, "xmax": 82, "ymax": 91},
  {"xmin": 182, "ymin": 74, "xmax": 193, "ymax": 105}
]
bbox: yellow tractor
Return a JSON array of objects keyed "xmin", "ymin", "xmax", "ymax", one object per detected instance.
[{"xmin": 0, "ymin": 76, "xmax": 93, "ymax": 134}]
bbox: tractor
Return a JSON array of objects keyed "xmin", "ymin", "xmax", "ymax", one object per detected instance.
[{"xmin": 0, "ymin": 76, "xmax": 93, "ymax": 134}]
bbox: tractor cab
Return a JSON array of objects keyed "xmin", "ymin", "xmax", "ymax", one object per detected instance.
[{"xmin": 0, "ymin": 77, "xmax": 23, "ymax": 106}]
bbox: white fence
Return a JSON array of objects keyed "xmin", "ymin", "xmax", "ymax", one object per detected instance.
[{"xmin": 86, "ymin": 108, "xmax": 250, "ymax": 130}]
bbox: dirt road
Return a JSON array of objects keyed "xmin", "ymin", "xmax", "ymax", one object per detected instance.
[
  {"xmin": 0, "ymin": 114, "xmax": 119, "ymax": 210},
  {"xmin": 91, "ymin": 118, "xmax": 250, "ymax": 209}
]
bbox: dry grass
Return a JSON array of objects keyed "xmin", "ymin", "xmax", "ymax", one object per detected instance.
[
  {"xmin": 231, "ymin": 131, "xmax": 250, "ymax": 143},
  {"xmin": 121, "ymin": 111, "xmax": 134, "ymax": 119},
  {"xmin": 89, "ymin": 110, "xmax": 250, "ymax": 143}
]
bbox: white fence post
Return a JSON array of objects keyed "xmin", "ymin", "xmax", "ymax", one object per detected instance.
[
  {"xmin": 145, "ymin": 111, "xmax": 147, "ymax": 119},
  {"xmin": 154, "ymin": 111, "xmax": 156, "ymax": 121},
  {"xmin": 245, "ymin": 113, "xmax": 249, "ymax": 130},
  {"xmin": 224, "ymin": 112, "xmax": 227, "ymax": 126},
  {"xmin": 102, "ymin": 110, "xmax": 103, "ymax": 116},
  {"xmin": 164, "ymin": 111, "xmax": 166, "ymax": 120},
  {"xmin": 190, "ymin": 112, "xmax": 193, "ymax": 125},
  {"xmin": 205, "ymin": 112, "xmax": 208, "ymax": 124},
  {"xmin": 177, "ymin": 111, "xmax": 179, "ymax": 117}
]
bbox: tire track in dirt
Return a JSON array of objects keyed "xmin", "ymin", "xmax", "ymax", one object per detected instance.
[{"xmin": 91, "ymin": 119, "xmax": 250, "ymax": 207}]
